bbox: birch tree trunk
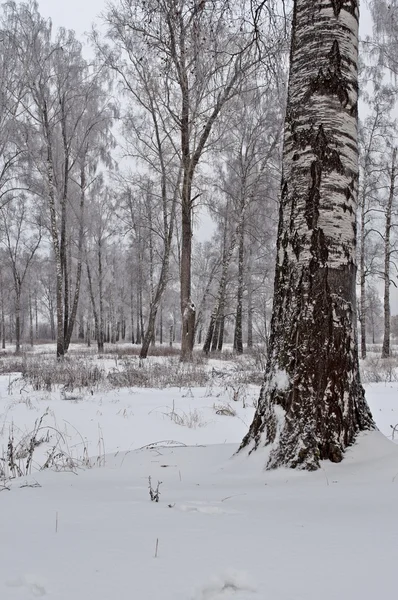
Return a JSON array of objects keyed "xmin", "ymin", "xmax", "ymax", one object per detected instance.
[
  {"xmin": 203, "ymin": 232, "xmax": 236, "ymax": 355},
  {"xmin": 233, "ymin": 221, "xmax": 245, "ymax": 354},
  {"xmin": 15, "ymin": 288, "xmax": 21, "ymax": 354},
  {"xmin": 381, "ymin": 148, "xmax": 397, "ymax": 358},
  {"xmin": 86, "ymin": 263, "xmax": 101, "ymax": 353},
  {"xmin": 43, "ymin": 109, "xmax": 64, "ymax": 359},
  {"xmin": 35, "ymin": 294, "xmax": 38, "ymax": 340},
  {"xmin": 1, "ymin": 281, "xmax": 5, "ymax": 349},
  {"xmin": 98, "ymin": 240, "xmax": 104, "ymax": 354},
  {"xmin": 64, "ymin": 164, "xmax": 86, "ymax": 351},
  {"xmin": 359, "ymin": 195, "xmax": 367, "ymax": 359},
  {"xmin": 240, "ymin": 0, "xmax": 374, "ymax": 470},
  {"xmin": 29, "ymin": 293, "xmax": 34, "ymax": 348},
  {"xmin": 247, "ymin": 248, "xmax": 254, "ymax": 348}
]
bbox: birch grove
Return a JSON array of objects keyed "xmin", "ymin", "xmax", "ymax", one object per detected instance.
[{"xmin": 0, "ymin": 0, "xmax": 393, "ymax": 408}]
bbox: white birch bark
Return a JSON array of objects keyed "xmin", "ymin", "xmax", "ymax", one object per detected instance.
[{"xmin": 241, "ymin": 0, "xmax": 374, "ymax": 470}]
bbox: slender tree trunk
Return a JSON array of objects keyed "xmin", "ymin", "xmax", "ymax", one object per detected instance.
[
  {"xmin": 1, "ymin": 287, "xmax": 5, "ymax": 349},
  {"xmin": 35, "ymin": 294, "xmax": 38, "ymax": 340},
  {"xmin": 15, "ymin": 289, "xmax": 21, "ymax": 354},
  {"xmin": 87, "ymin": 319, "xmax": 91, "ymax": 347},
  {"xmin": 180, "ymin": 183, "xmax": 195, "ymax": 360},
  {"xmin": 179, "ymin": 45, "xmax": 195, "ymax": 362},
  {"xmin": 49, "ymin": 298, "xmax": 56, "ymax": 341},
  {"xmin": 217, "ymin": 315, "xmax": 225, "ymax": 352},
  {"xmin": 136, "ymin": 293, "xmax": 141, "ymax": 344},
  {"xmin": 64, "ymin": 165, "xmax": 86, "ymax": 351},
  {"xmin": 140, "ymin": 231, "xmax": 175, "ymax": 357},
  {"xmin": 98, "ymin": 241, "xmax": 105, "ymax": 353},
  {"xmin": 61, "ymin": 105, "xmax": 70, "ymax": 349},
  {"xmin": 360, "ymin": 192, "xmax": 367, "ymax": 359},
  {"xmin": 78, "ymin": 314, "xmax": 85, "ymax": 340},
  {"xmin": 86, "ymin": 263, "xmax": 101, "ymax": 353},
  {"xmin": 234, "ymin": 221, "xmax": 245, "ymax": 354},
  {"xmin": 43, "ymin": 108, "xmax": 64, "ymax": 358},
  {"xmin": 382, "ymin": 148, "xmax": 397, "ymax": 358},
  {"xmin": 247, "ymin": 249, "xmax": 254, "ymax": 348},
  {"xmin": 130, "ymin": 286, "xmax": 135, "ymax": 344},
  {"xmin": 203, "ymin": 230, "xmax": 236, "ymax": 354},
  {"xmin": 240, "ymin": 0, "xmax": 374, "ymax": 470},
  {"xmin": 211, "ymin": 316, "xmax": 221, "ymax": 353},
  {"xmin": 29, "ymin": 293, "xmax": 34, "ymax": 348}
]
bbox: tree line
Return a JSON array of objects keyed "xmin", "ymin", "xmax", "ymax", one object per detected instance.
[{"xmin": 0, "ymin": 0, "xmax": 397, "ymax": 364}]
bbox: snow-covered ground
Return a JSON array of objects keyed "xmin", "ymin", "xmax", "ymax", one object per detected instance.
[{"xmin": 0, "ymin": 350, "xmax": 397, "ymax": 599}]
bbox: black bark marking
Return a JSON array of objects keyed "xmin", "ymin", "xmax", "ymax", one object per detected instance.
[
  {"xmin": 331, "ymin": 0, "xmax": 357, "ymax": 17},
  {"xmin": 306, "ymin": 160, "xmax": 321, "ymax": 228},
  {"xmin": 305, "ymin": 124, "xmax": 345, "ymax": 230},
  {"xmin": 305, "ymin": 40, "xmax": 350, "ymax": 107}
]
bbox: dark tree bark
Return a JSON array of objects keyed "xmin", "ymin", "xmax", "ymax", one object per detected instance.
[
  {"xmin": 240, "ymin": 0, "xmax": 374, "ymax": 470},
  {"xmin": 381, "ymin": 148, "xmax": 397, "ymax": 358},
  {"xmin": 64, "ymin": 164, "xmax": 87, "ymax": 351},
  {"xmin": 233, "ymin": 221, "xmax": 245, "ymax": 354},
  {"xmin": 29, "ymin": 293, "xmax": 34, "ymax": 348}
]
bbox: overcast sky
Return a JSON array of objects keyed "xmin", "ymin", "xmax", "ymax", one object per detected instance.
[
  {"xmin": 36, "ymin": 0, "xmax": 373, "ymax": 42},
  {"xmin": 36, "ymin": 0, "xmax": 107, "ymax": 38}
]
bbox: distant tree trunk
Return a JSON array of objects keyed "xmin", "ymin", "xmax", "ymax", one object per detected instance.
[
  {"xmin": 15, "ymin": 288, "xmax": 21, "ymax": 354},
  {"xmin": 1, "ymin": 288, "xmax": 5, "ymax": 349},
  {"xmin": 359, "ymin": 193, "xmax": 367, "ymax": 359},
  {"xmin": 98, "ymin": 240, "xmax": 105, "ymax": 353},
  {"xmin": 29, "ymin": 293, "xmax": 34, "ymax": 348},
  {"xmin": 210, "ymin": 316, "xmax": 220, "ymax": 353},
  {"xmin": 130, "ymin": 287, "xmax": 135, "ymax": 344},
  {"xmin": 217, "ymin": 315, "xmax": 225, "ymax": 352},
  {"xmin": 240, "ymin": 0, "xmax": 374, "ymax": 470},
  {"xmin": 136, "ymin": 295, "xmax": 141, "ymax": 344},
  {"xmin": 86, "ymin": 263, "xmax": 102, "ymax": 354},
  {"xmin": 234, "ymin": 221, "xmax": 244, "ymax": 354},
  {"xmin": 64, "ymin": 164, "xmax": 86, "ymax": 351},
  {"xmin": 86, "ymin": 320, "xmax": 91, "ymax": 347},
  {"xmin": 159, "ymin": 305, "xmax": 163, "ymax": 345},
  {"xmin": 194, "ymin": 259, "xmax": 219, "ymax": 341},
  {"xmin": 247, "ymin": 250, "xmax": 254, "ymax": 348},
  {"xmin": 35, "ymin": 294, "xmax": 39, "ymax": 340},
  {"xmin": 203, "ymin": 226, "xmax": 236, "ymax": 354},
  {"xmin": 78, "ymin": 314, "xmax": 85, "ymax": 340},
  {"xmin": 43, "ymin": 111, "xmax": 64, "ymax": 358},
  {"xmin": 49, "ymin": 302, "xmax": 56, "ymax": 341},
  {"xmin": 382, "ymin": 148, "xmax": 396, "ymax": 358},
  {"xmin": 180, "ymin": 174, "xmax": 195, "ymax": 361},
  {"xmin": 139, "ymin": 181, "xmax": 179, "ymax": 358}
]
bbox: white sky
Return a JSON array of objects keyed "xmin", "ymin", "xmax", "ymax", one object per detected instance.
[
  {"xmin": 36, "ymin": 0, "xmax": 107, "ymax": 38},
  {"xmin": 36, "ymin": 0, "xmax": 373, "ymax": 50}
]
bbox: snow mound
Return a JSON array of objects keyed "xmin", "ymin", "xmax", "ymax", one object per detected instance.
[{"xmin": 192, "ymin": 570, "xmax": 258, "ymax": 599}]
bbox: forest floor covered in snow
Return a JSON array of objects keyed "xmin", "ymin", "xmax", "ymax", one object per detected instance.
[{"xmin": 0, "ymin": 344, "xmax": 397, "ymax": 599}]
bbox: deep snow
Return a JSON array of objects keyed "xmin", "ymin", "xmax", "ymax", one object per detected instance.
[{"xmin": 0, "ymin": 360, "xmax": 397, "ymax": 600}]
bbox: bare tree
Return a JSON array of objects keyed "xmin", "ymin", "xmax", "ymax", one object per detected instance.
[
  {"xmin": 0, "ymin": 195, "xmax": 42, "ymax": 352},
  {"xmin": 102, "ymin": 0, "xmax": 286, "ymax": 360}
]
